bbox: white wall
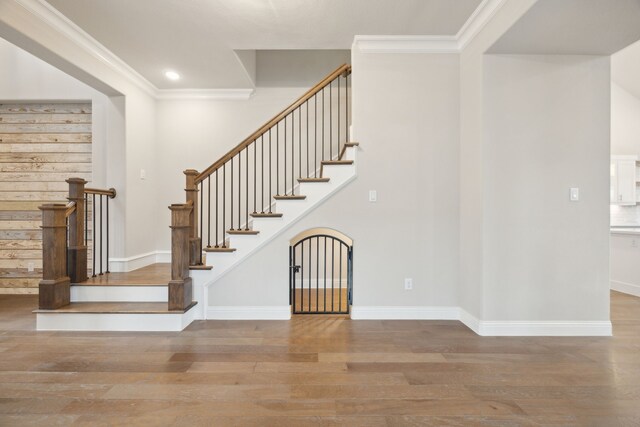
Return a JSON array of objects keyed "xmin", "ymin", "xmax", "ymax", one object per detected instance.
[
  {"xmin": 612, "ymin": 83, "xmax": 640, "ymax": 156},
  {"xmin": 482, "ymin": 54, "xmax": 611, "ymax": 322},
  {"xmin": 207, "ymin": 52, "xmax": 461, "ymax": 308}
]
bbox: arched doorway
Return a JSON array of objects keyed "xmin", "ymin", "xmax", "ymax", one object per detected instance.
[{"xmin": 289, "ymin": 228, "xmax": 353, "ymax": 314}]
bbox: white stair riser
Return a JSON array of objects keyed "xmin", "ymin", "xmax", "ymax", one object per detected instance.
[
  {"xmin": 71, "ymin": 285, "xmax": 167, "ymax": 302},
  {"xmin": 36, "ymin": 309, "xmax": 196, "ymax": 331}
]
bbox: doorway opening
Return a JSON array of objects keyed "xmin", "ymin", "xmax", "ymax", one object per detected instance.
[{"xmin": 289, "ymin": 228, "xmax": 353, "ymax": 315}]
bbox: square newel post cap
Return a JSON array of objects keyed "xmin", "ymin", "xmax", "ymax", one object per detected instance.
[
  {"xmin": 183, "ymin": 169, "xmax": 199, "ymax": 176},
  {"xmin": 65, "ymin": 177, "xmax": 88, "ymax": 184}
]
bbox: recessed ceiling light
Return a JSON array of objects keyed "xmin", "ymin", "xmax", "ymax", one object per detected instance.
[{"xmin": 165, "ymin": 70, "xmax": 180, "ymax": 81}]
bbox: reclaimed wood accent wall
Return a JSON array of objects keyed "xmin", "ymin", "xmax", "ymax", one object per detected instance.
[{"xmin": 0, "ymin": 103, "xmax": 92, "ymax": 294}]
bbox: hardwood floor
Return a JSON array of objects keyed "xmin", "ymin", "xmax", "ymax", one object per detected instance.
[
  {"xmin": 80, "ymin": 263, "xmax": 170, "ymax": 285},
  {"xmin": 0, "ymin": 291, "xmax": 639, "ymax": 425}
]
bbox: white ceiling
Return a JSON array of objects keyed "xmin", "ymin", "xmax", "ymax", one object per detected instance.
[
  {"xmin": 45, "ymin": 0, "xmax": 482, "ymax": 89},
  {"xmin": 488, "ymin": 0, "xmax": 640, "ymax": 55},
  {"xmin": 613, "ymin": 39, "xmax": 640, "ymax": 100}
]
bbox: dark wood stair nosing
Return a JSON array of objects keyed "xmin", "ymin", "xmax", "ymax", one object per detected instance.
[
  {"xmin": 274, "ymin": 195, "xmax": 307, "ymax": 200},
  {"xmin": 298, "ymin": 177, "xmax": 330, "ymax": 183},
  {"xmin": 227, "ymin": 229, "xmax": 260, "ymax": 235},
  {"xmin": 204, "ymin": 246, "xmax": 237, "ymax": 253},
  {"xmin": 189, "ymin": 264, "xmax": 213, "ymax": 271},
  {"xmin": 321, "ymin": 160, "xmax": 353, "ymax": 165},
  {"xmin": 250, "ymin": 212, "xmax": 283, "ymax": 218}
]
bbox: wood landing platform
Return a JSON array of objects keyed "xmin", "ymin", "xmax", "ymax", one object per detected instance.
[{"xmin": 79, "ymin": 263, "xmax": 170, "ymax": 286}]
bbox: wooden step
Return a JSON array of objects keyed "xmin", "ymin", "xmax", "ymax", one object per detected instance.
[
  {"xmin": 227, "ymin": 229, "xmax": 260, "ymax": 235},
  {"xmin": 298, "ymin": 177, "xmax": 330, "ymax": 183},
  {"xmin": 189, "ymin": 264, "xmax": 213, "ymax": 271},
  {"xmin": 274, "ymin": 195, "xmax": 307, "ymax": 200},
  {"xmin": 339, "ymin": 142, "xmax": 360, "ymax": 160},
  {"xmin": 34, "ymin": 301, "xmax": 197, "ymax": 314},
  {"xmin": 250, "ymin": 212, "xmax": 283, "ymax": 218},
  {"xmin": 321, "ymin": 160, "xmax": 353, "ymax": 166},
  {"xmin": 204, "ymin": 246, "xmax": 237, "ymax": 253}
]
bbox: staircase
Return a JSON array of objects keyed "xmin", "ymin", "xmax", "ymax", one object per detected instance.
[{"xmin": 35, "ymin": 64, "xmax": 358, "ymax": 331}]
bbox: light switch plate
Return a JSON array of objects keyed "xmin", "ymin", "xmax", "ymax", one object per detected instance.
[
  {"xmin": 570, "ymin": 188, "xmax": 579, "ymax": 201},
  {"xmin": 369, "ymin": 190, "xmax": 377, "ymax": 202},
  {"xmin": 140, "ymin": 169, "xmax": 146, "ymax": 180}
]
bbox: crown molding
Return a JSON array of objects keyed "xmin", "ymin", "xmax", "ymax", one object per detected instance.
[
  {"xmin": 353, "ymin": 0, "xmax": 506, "ymax": 53},
  {"xmin": 156, "ymin": 88, "xmax": 254, "ymax": 101},
  {"xmin": 12, "ymin": 0, "xmax": 256, "ymax": 100}
]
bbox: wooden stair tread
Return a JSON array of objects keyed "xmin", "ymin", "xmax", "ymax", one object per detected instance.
[
  {"xmin": 72, "ymin": 282, "xmax": 167, "ymax": 287},
  {"xmin": 228, "ymin": 229, "xmax": 260, "ymax": 235},
  {"xmin": 204, "ymin": 246, "xmax": 237, "ymax": 253},
  {"xmin": 34, "ymin": 301, "xmax": 197, "ymax": 314},
  {"xmin": 274, "ymin": 195, "xmax": 307, "ymax": 200},
  {"xmin": 250, "ymin": 212, "xmax": 283, "ymax": 218},
  {"xmin": 189, "ymin": 265, "xmax": 213, "ymax": 270},
  {"xmin": 298, "ymin": 177, "xmax": 330, "ymax": 183},
  {"xmin": 322, "ymin": 160, "xmax": 353, "ymax": 165}
]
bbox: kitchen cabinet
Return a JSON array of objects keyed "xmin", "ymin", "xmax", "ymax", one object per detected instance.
[{"xmin": 611, "ymin": 156, "xmax": 637, "ymax": 206}]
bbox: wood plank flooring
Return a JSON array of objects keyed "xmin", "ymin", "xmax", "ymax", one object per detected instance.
[
  {"xmin": 79, "ymin": 263, "xmax": 170, "ymax": 285},
  {"xmin": 0, "ymin": 292, "xmax": 639, "ymax": 425}
]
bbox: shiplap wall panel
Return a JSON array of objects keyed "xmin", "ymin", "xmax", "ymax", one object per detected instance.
[{"xmin": 0, "ymin": 102, "xmax": 91, "ymax": 294}]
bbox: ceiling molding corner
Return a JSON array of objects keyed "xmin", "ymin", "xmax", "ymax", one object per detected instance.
[
  {"xmin": 353, "ymin": 0, "xmax": 507, "ymax": 54},
  {"xmin": 15, "ymin": 0, "xmax": 157, "ymax": 97},
  {"xmin": 156, "ymin": 89, "xmax": 255, "ymax": 101}
]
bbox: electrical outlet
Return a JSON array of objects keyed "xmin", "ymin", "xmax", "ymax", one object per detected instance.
[
  {"xmin": 404, "ymin": 278, "xmax": 413, "ymax": 290},
  {"xmin": 27, "ymin": 262, "xmax": 34, "ymax": 272}
]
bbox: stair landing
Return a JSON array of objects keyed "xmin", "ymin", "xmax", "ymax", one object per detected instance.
[{"xmin": 80, "ymin": 263, "xmax": 170, "ymax": 286}]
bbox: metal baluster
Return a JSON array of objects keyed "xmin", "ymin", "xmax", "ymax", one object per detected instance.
[
  {"xmin": 301, "ymin": 242, "xmax": 304, "ymax": 312},
  {"xmin": 92, "ymin": 194, "xmax": 96, "ymax": 277},
  {"xmin": 207, "ymin": 176, "xmax": 211, "ymax": 248},
  {"xmin": 222, "ymin": 164, "xmax": 226, "ymax": 246},
  {"xmin": 324, "ymin": 236, "xmax": 327, "ymax": 312},
  {"xmin": 230, "ymin": 158, "xmax": 234, "ymax": 231},
  {"xmin": 292, "ymin": 247, "xmax": 296, "ymax": 313},
  {"xmin": 309, "ymin": 237, "xmax": 312, "ymax": 313},
  {"xmin": 254, "ymin": 140, "xmax": 257, "ymax": 213},
  {"xmin": 314, "ymin": 94, "xmax": 318, "ymax": 177},
  {"xmin": 306, "ymin": 101, "xmax": 309, "ymax": 178},
  {"xmin": 338, "ymin": 76, "xmax": 341, "ymax": 158},
  {"xmin": 316, "ymin": 236, "xmax": 319, "ymax": 313},
  {"xmin": 276, "ymin": 123, "xmax": 280, "ymax": 196},
  {"xmin": 284, "ymin": 115, "xmax": 287, "ymax": 195},
  {"xmin": 200, "ymin": 181, "xmax": 203, "ymax": 258},
  {"xmin": 331, "ymin": 237, "xmax": 335, "ymax": 312},
  {"xmin": 298, "ymin": 105, "xmax": 302, "ymax": 179},
  {"xmin": 291, "ymin": 109, "xmax": 295, "ymax": 195},
  {"xmin": 215, "ymin": 171, "xmax": 219, "ymax": 247},
  {"xmin": 346, "ymin": 73, "xmax": 349, "ymax": 143},
  {"xmin": 330, "ymin": 81, "xmax": 333, "ymax": 160},
  {"xmin": 84, "ymin": 194, "xmax": 88, "ymax": 246},
  {"xmin": 261, "ymin": 135, "xmax": 264, "ymax": 213},
  {"xmin": 106, "ymin": 195, "xmax": 110, "ymax": 273},
  {"xmin": 269, "ymin": 128, "xmax": 272, "ymax": 212},
  {"xmin": 99, "ymin": 195, "xmax": 103, "ymax": 275},
  {"xmin": 245, "ymin": 146, "xmax": 248, "ymax": 229},
  {"xmin": 238, "ymin": 153, "xmax": 241, "ymax": 230},
  {"xmin": 323, "ymin": 87, "xmax": 326, "ymax": 161}
]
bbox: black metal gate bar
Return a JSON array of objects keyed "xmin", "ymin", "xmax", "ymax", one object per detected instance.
[{"xmin": 290, "ymin": 233, "xmax": 353, "ymax": 315}]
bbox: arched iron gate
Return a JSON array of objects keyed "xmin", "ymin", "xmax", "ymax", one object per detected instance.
[{"xmin": 289, "ymin": 228, "xmax": 353, "ymax": 314}]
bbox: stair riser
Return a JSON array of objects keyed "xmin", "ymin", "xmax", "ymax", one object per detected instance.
[
  {"xmin": 36, "ymin": 310, "xmax": 196, "ymax": 331},
  {"xmin": 71, "ymin": 286, "xmax": 167, "ymax": 302}
]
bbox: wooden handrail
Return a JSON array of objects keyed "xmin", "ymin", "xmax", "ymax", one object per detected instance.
[
  {"xmin": 64, "ymin": 201, "xmax": 76, "ymax": 218},
  {"xmin": 85, "ymin": 187, "xmax": 116, "ymax": 198},
  {"xmin": 195, "ymin": 63, "xmax": 351, "ymax": 184}
]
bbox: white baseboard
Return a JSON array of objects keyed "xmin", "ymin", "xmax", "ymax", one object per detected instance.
[
  {"xmin": 109, "ymin": 251, "xmax": 170, "ymax": 272},
  {"xmin": 351, "ymin": 306, "xmax": 611, "ymax": 336},
  {"xmin": 611, "ymin": 280, "xmax": 640, "ymax": 297},
  {"xmin": 206, "ymin": 306, "xmax": 291, "ymax": 320},
  {"xmin": 350, "ymin": 306, "xmax": 459, "ymax": 320}
]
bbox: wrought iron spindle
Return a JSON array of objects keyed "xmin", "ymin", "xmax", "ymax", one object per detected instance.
[
  {"xmin": 92, "ymin": 194, "xmax": 96, "ymax": 277},
  {"xmin": 268, "ymin": 128, "xmax": 272, "ymax": 212},
  {"xmin": 330, "ymin": 81, "xmax": 333, "ymax": 160},
  {"xmin": 346, "ymin": 73, "xmax": 349, "ymax": 143},
  {"xmin": 222, "ymin": 163, "xmax": 226, "ymax": 244},
  {"xmin": 254, "ymin": 140, "xmax": 257, "ymax": 213},
  {"xmin": 245, "ymin": 146, "xmax": 248, "ymax": 229},
  {"xmin": 106, "ymin": 195, "xmax": 110, "ymax": 273},
  {"xmin": 338, "ymin": 76, "xmax": 341, "ymax": 158},
  {"xmin": 207, "ymin": 176, "xmax": 211, "ymax": 247},
  {"xmin": 261, "ymin": 135, "xmax": 264, "ymax": 213},
  {"xmin": 237, "ymin": 153, "xmax": 241, "ymax": 230}
]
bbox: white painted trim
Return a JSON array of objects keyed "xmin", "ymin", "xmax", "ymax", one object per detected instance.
[
  {"xmin": 36, "ymin": 309, "xmax": 196, "ymax": 331},
  {"xmin": 353, "ymin": 0, "xmax": 506, "ymax": 53},
  {"xmin": 350, "ymin": 306, "xmax": 460, "ymax": 320},
  {"xmin": 156, "ymin": 89, "xmax": 254, "ymax": 100},
  {"xmin": 351, "ymin": 306, "xmax": 611, "ymax": 336},
  {"xmin": 207, "ymin": 306, "xmax": 291, "ymax": 320},
  {"xmin": 109, "ymin": 251, "xmax": 169, "ymax": 272},
  {"xmin": 611, "ymin": 280, "xmax": 640, "ymax": 298},
  {"xmin": 13, "ymin": 0, "xmax": 256, "ymax": 100}
]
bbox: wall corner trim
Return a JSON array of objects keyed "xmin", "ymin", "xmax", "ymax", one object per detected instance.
[{"xmin": 352, "ymin": 0, "xmax": 506, "ymax": 54}]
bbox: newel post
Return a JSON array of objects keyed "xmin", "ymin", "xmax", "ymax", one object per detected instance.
[
  {"xmin": 168, "ymin": 203, "xmax": 193, "ymax": 311},
  {"xmin": 66, "ymin": 178, "xmax": 87, "ymax": 283},
  {"xmin": 184, "ymin": 169, "xmax": 200, "ymax": 266},
  {"xmin": 38, "ymin": 204, "xmax": 70, "ymax": 309}
]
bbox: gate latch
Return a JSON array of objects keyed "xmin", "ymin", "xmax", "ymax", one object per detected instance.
[{"xmin": 290, "ymin": 265, "xmax": 301, "ymax": 273}]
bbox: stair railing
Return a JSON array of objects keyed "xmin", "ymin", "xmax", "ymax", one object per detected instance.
[
  {"xmin": 178, "ymin": 63, "xmax": 352, "ymax": 267},
  {"xmin": 39, "ymin": 179, "xmax": 116, "ymax": 309}
]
